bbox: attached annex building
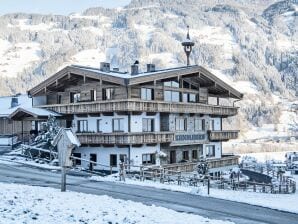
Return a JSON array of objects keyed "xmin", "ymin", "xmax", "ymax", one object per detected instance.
[{"xmin": 26, "ymin": 61, "xmax": 243, "ymax": 174}]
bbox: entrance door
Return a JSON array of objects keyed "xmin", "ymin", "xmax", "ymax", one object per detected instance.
[
  {"xmin": 170, "ymin": 150, "xmax": 176, "ymax": 164},
  {"xmin": 89, "ymin": 153, "xmax": 97, "ymax": 170}
]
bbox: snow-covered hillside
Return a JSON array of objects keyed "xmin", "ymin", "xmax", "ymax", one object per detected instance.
[{"xmin": 0, "ymin": 0, "xmax": 297, "ymax": 152}]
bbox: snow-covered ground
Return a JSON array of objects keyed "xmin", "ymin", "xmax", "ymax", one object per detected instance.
[
  {"xmin": 239, "ymin": 151, "xmax": 291, "ymax": 163},
  {"xmin": 0, "ymin": 183, "xmax": 233, "ymax": 224},
  {"xmin": 91, "ymin": 173, "xmax": 298, "ymax": 214},
  {"xmin": 0, "ymin": 155, "xmax": 60, "ymax": 170}
]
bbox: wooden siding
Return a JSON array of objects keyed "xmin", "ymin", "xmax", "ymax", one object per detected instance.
[
  {"xmin": 37, "ymin": 99, "xmax": 239, "ymax": 116},
  {"xmin": 76, "ymin": 132, "xmax": 174, "ymax": 145}
]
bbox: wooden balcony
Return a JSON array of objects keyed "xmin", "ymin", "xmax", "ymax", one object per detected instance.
[
  {"xmin": 76, "ymin": 132, "xmax": 174, "ymax": 145},
  {"xmin": 208, "ymin": 130, "xmax": 239, "ymax": 141},
  {"xmin": 37, "ymin": 99, "xmax": 238, "ymax": 116}
]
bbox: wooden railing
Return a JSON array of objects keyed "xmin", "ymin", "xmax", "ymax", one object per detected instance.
[
  {"xmin": 36, "ymin": 99, "xmax": 238, "ymax": 116},
  {"xmin": 208, "ymin": 130, "xmax": 239, "ymax": 141},
  {"xmin": 159, "ymin": 155, "xmax": 240, "ymax": 172},
  {"xmin": 76, "ymin": 132, "xmax": 175, "ymax": 145}
]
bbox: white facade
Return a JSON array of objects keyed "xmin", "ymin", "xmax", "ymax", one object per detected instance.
[
  {"xmin": 73, "ymin": 144, "xmax": 160, "ymax": 170},
  {"xmin": 71, "ymin": 112, "xmax": 224, "ymax": 170}
]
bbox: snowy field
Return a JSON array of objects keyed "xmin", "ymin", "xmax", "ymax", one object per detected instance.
[
  {"xmin": 0, "ymin": 183, "xmax": 233, "ymax": 224},
  {"xmin": 91, "ymin": 174, "xmax": 298, "ymax": 214},
  {"xmin": 238, "ymin": 151, "xmax": 295, "ymax": 163}
]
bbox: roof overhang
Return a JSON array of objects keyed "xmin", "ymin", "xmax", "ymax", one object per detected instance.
[
  {"xmin": 28, "ymin": 66, "xmax": 126, "ymax": 97},
  {"xmin": 28, "ymin": 64, "xmax": 243, "ymax": 100},
  {"xmin": 128, "ymin": 66, "xmax": 243, "ymax": 99},
  {"xmin": 8, "ymin": 107, "xmax": 61, "ymax": 121}
]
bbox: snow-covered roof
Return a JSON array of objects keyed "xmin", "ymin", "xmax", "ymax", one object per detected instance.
[
  {"xmin": 65, "ymin": 129, "xmax": 81, "ymax": 146},
  {"xmin": 71, "ymin": 64, "xmax": 196, "ymax": 79},
  {"xmin": 0, "ymin": 94, "xmax": 32, "ymax": 118},
  {"xmin": 8, "ymin": 107, "xmax": 60, "ymax": 120}
]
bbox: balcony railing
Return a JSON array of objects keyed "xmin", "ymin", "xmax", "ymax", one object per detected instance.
[
  {"xmin": 76, "ymin": 132, "xmax": 174, "ymax": 145},
  {"xmin": 159, "ymin": 155, "xmax": 240, "ymax": 172},
  {"xmin": 37, "ymin": 99, "xmax": 238, "ymax": 116},
  {"xmin": 208, "ymin": 130, "xmax": 239, "ymax": 141}
]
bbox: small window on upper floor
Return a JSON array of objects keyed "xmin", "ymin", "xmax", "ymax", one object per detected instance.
[
  {"xmin": 102, "ymin": 88, "xmax": 114, "ymax": 100},
  {"xmin": 141, "ymin": 88, "xmax": 154, "ymax": 100}
]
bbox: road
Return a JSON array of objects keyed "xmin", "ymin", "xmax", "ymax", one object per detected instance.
[{"xmin": 0, "ymin": 162, "xmax": 297, "ymax": 224}]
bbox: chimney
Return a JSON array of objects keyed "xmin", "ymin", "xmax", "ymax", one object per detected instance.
[
  {"xmin": 147, "ymin": 64, "xmax": 155, "ymax": 72},
  {"xmin": 131, "ymin": 60, "xmax": 139, "ymax": 75},
  {"xmin": 100, "ymin": 62, "xmax": 110, "ymax": 72},
  {"xmin": 11, "ymin": 97, "xmax": 18, "ymax": 108}
]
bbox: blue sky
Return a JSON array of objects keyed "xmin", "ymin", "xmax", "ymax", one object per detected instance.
[{"xmin": 0, "ymin": 0, "xmax": 131, "ymax": 15}]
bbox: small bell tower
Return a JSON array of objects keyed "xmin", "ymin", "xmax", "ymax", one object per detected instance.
[{"xmin": 181, "ymin": 26, "xmax": 195, "ymax": 66}]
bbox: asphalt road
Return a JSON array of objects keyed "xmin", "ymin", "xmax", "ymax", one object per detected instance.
[{"xmin": 0, "ymin": 162, "xmax": 297, "ymax": 224}]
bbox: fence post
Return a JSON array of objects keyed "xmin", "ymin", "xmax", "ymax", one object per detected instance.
[{"xmin": 207, "ymin": 176, "xmax": 210, "ymax": 195}]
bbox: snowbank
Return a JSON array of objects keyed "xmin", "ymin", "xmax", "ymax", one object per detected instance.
[{"xmin": 0, "ymin": 183, "xmax": 233, "ymax": 224}]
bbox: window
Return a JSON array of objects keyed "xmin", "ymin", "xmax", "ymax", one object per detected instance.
[
  {"xmin": 90, "ymin": 90, "xmax": 96, "ymax": 101},
  {"xmin": 97, "ymin": 119, "xmax": 102, "ymax": 132},
  {"xmin": 102, "ymin": 88, "xmax": 114, "ymax": 100},
  {"xmin": 110, "ymin": 154, "xmax": 117, "ymax": 167},
  {"xmin": 182, "ymin": 151, "xmax": 189, "ymax": 161},
  {"xmin": 164, "ymin": 80, "xmax": 179, "ymax": 88},
  {"xmin": 194, "ymin": 119, "xmax": 203, "ymax": 131},
  {"xmin": 142, "ymin": 153, "xmax": 156, "ymax": 165},
  {"xmin": 73, "ymin": 153, "xmax": 81, "ymax": 165},
  {"xmin": 189, "ymin": 93, "xmax": 196, "ymax": 102},
  {"xmin": 192, "ymin": 150, "xmax": 198, "ymax": 160},
  {"xmin": 70, "ymin": 92, "xmax": 80, "ymax": 103},
  {"xmin": 202, "ymin": 119, "xmax": 205, "ymax": 131},
  {"xmin": 206, "ymin": 145, "xmax": 215, "ymax": 157},
  {"xmin": 182, "ymin": 93, "xmax": 188, "ymax": 102},
  {"xmin": 175, "ymin": 118, "xmax": 187, "ymax": 131},
  {"xmin": 164, "ymin": 90, "xmax": 180, "ymax": 102},
  {"xmin": 57, "ymin": 95, "xmax": 62, "ymax": 104},
  {"xmin": 77, "ymin": 120, "xmax": 88, "ymax": 132},
  {"xmin": 120, "ymin": 154, "xmax": 127, "ymax": 163},
  {"xmin": 141, "ymin": 88, "xmax": 153, "ymax": 100},
  {"xmin": 209, "ymin": 120, "xmax": 214, "ymax": 131},
  {"xmin": 113, "ymin": 118, "xmax": 124, "ymax": 132},
  {"xmin": 142, "ymin": 118, "xmax": 154, "ymax": 132}
]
